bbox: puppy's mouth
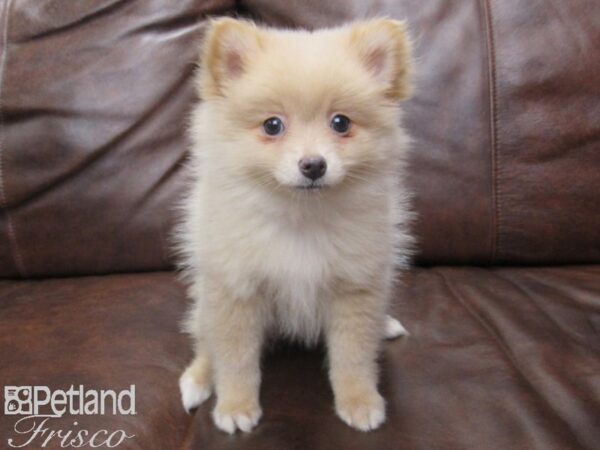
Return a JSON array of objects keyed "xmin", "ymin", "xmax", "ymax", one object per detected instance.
[{"xmin": 295, "ymin": 182, "xmax": 325, "ymax": 191}]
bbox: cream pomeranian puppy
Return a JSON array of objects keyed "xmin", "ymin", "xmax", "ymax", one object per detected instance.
[{"xmin": 178, "ymin": 17, "xmax": 414, "ymax": 434}]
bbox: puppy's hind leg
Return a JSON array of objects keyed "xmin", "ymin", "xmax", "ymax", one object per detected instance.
[
  {"xmin": 384, "ymin": 315, "xmax": 409, "ymax": 339},
  {"xmin": 180, "ymin": 347, "xmax": 213, "ymax": 413}
]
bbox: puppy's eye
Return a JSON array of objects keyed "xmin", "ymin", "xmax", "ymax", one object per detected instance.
[
  {"xmin": 331, "ymin": 114, "xmax": 351, "ymax": 135},
  {"xmin": 263, "ymin": 117, "xmax": 285, "ymax": 136}
]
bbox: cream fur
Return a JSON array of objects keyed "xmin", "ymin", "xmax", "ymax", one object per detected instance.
[{"xmin": 177, "ymin": 18, "xmax": 414, "ymax": 434}]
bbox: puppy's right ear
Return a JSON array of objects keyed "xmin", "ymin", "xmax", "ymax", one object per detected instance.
[
  {"xmin": 198, "ymin": 18, "xmax": 261, "ymax": 98},
  {"xmin": 349, "ymin": 19, "xmax": 413, "ymax": 101}
]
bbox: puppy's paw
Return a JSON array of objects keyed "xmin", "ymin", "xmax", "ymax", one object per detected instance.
[
  {"xmin": 384, "ymin": 315, "xmax": 408, "ymax": 339},
  {"xmin": 335, "ymin": 391, "xmax": 386, "ymax": 432},
  {"xmin": 179, "ymin": 370, "xmax": 211, "ymax": 413},
  {"xmin": 213, "ymin": 401, "xmax": 262, "ymax": 434}
]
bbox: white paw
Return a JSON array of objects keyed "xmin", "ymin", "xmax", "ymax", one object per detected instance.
[
  {"xmin": 179, "ymin": 372, "xmax": 211, "ymax": 412},
  {"xmin": 384, "ymin": 315, "xmax": 409, "ymax": 339},
  {"xmin": 336, "ymin": 392, "xmax": 386, "ymax": 432},
  {"xmin": 213, "ymin": 404, "xmax": 262, "ymax": 434}
]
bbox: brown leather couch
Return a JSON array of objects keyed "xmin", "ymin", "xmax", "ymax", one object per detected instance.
[{"xmin": 1, "ymin": 1, "xmax": 599, "ymax": 449}]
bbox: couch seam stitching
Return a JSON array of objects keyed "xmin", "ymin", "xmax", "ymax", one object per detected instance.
[
  {"xmin": 482, "ymin": 0, "xmax": 500, "ymax": 264},
  {"xmin": 0, "ymin": 0, "xmax": 25, "ymax": 277}
]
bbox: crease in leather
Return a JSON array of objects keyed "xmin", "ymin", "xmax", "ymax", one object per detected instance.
[
  {"xmin": 0, "ymin": 0, "xmax": 25, "ymax": 277},
  {"xmin": 7, "ymin": 125, "xmax": 123, "ymax": 210},
  {"xmin": 521, "ymin": 268, "xmax": 600, "ymax": 313},
  {"xmin": 133, "ymin": 142, "xmax": 187, "ymax": 214},
  {"xmin": 9, "ymin": 66, "xmax": 189, "ymax": 211},
  {"xmin": 12, "ymin": 0, "xmax": 131, "ymax": 45},
  {"xmin": 519, "ymin": 269, "xmax": 600, "ymax": 339},
  {"xmin": 481, "ymin": 0, "xmax": 500, "ymax": 264},
  {"xmin": 129, "ymin": 73, "xmax": 196, "ymax": 214},
  {"xmin": 121, "ymin": 10, "xmax": 207, "ymax": 40},
  {"xmin": 5, "ymin": 105, "xmax": 135, "ymax": 123},
  {"xmin": 491, "ymin": 270, "xmax": 595, "ymax": 349},
  {"xmin": 433, "ymin": 267, "xmax": 587, "ymax": 448},
  {"xmin": 485, "ymin": 269, "xmax": 600, "ymax": 449}
]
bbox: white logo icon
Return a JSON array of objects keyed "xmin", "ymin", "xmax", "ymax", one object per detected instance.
[{"xmin": 4, "ymin": 386, "xmax": 32, "ymax": 415}]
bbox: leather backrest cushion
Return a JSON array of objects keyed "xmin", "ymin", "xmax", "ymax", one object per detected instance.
[
  {"xmin": 1, "ymin": 0, "xmax": 598, "ymax": 277},
  {"xmin": 0, "ymin": 0, "xmax": 234, "ymax": 277}
]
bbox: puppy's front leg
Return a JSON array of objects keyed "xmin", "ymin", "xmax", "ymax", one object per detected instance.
[
  {"xmin": 206, "ymin": 284, "xmax": 264, "ymax": 434},
  {"xmin": 327, "ymin": 289, "xmax": 386, "ymax": 432}
]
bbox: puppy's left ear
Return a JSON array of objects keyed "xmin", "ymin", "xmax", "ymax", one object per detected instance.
[{"xmin": 349, "ymin": 19, "xmax": 413, "ymax": 101}]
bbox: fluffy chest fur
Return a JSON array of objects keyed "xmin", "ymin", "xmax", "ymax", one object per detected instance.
[{"xmin": 182, "ymin": 173, "xmax": 401, "ymax": 342}]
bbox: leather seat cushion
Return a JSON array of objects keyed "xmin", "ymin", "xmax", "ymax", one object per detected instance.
[{"xmin": 1, "ymin": 266, "xmax": 598, "ymax": 449}]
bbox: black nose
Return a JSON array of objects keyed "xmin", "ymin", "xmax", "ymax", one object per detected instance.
[{"xmin": 298, "ymin": 156, "xmax": 327, "ymax": 181}]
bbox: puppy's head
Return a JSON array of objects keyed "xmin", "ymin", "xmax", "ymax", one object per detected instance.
[{"xmin": 195, "ymin": 18, "xmax": 412, "ymax": 192}]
